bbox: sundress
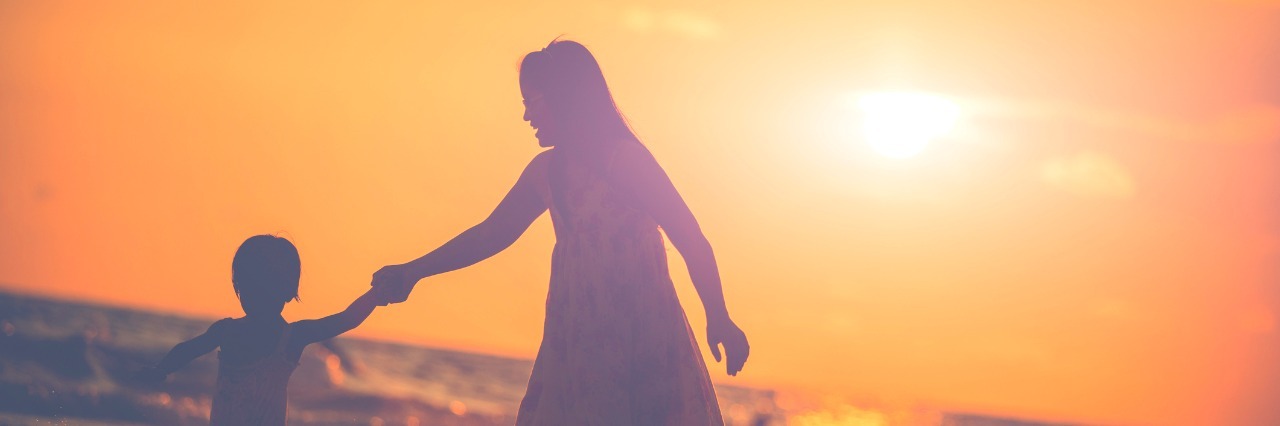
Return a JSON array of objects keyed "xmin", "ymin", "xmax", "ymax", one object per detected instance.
[{"xmin": 516, "ymin": 145, "xmax": 724, "ymax": 426}]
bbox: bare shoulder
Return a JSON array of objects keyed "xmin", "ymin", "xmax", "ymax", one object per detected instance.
[
  {"xmin": 187, "ymin": 317, "xmax": 236, "ymax": 348},
  {"xmin": 514, "ymin": 150, "xmax": 556, "ymax": 198},
  {"xmin": 526, "ymin": 149, "xmax": 555, "ymax": 176},
  {"xmin": 285, "ymin": 318, "xmax": 320, "ymax": 352},
  {"xmin": 208, "ymin": 317, "xmax": 237, "ymax": 335},
  {"xmin": 287, "ymin": 317, "xmax": 318, "ymax": 334},
  {"xmin": 531, "ymin": 148, "xmax": 556, "ymax": 165}
]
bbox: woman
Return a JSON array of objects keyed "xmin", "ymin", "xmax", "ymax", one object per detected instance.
[{"xmin": 372, "ymin": 39, "xmax": 749, "ymax": 425}]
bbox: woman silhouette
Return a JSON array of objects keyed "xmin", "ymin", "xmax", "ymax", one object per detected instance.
[{"xmin": 372, "ymin": 39, "xmax": 749, "ymax": 425}]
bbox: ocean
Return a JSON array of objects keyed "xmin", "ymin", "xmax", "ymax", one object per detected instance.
[
  {"xmin": 0, "ymin": 291, "xmax": 1076, "ymax": 426},
  {"xmin": 0, "ymin": 291, "xmax": 780, "ymax": 426}
]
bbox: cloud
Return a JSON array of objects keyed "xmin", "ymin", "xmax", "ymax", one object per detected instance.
[
  {"xmin": 1040, "ymin": 151, "xmax": 1137, "ymax": 199},
  {"xmin": 623, "ymin": 7, "xmax": 722, "ymax": 40},
  {"xmin": 973, "ymin": 98, "xmax": 1280, "ymax": 145}
]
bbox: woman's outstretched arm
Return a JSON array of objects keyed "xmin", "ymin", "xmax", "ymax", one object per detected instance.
[
  {"xmin": 373, "ymin": 152, "xmax": 550, "ymax": 300},
  {"xmin": 610, "ymin": 141, "xmax": 750, "ymax": 376}
]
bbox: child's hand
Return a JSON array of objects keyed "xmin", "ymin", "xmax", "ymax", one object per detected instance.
[
  {"xmin": 369, "ymin": 284, "xmax": 398, "ymax": 307},
  {"xmin": 371, "ymin": 264, "xmax": 415, "ymax": 304}
]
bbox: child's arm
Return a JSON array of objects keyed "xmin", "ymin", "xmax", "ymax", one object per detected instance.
[
  {"xmin": 137, "ymin": 318, "xmax": 231, "ymax": 382},
  {"xmin": 290, "ymin": 286, "xmax": 386, "ymax": 346}
]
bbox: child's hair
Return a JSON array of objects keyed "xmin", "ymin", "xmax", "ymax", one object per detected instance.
[{"xmin": 231, "ymin": 234, "xmax": 301, "ymax": 306}]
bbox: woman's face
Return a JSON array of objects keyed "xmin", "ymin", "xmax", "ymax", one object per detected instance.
[{"xmin": 521, "ymin": 85, "xmax": 558, "ymax": 147}]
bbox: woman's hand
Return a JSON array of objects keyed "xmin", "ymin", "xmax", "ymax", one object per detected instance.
[
  {"xmin": 706, "ymin": 314, "xmax": 749, "ymax": 376},
  {"xmin": 371, "ymin": 264, "xmax": 416, "ymax": 304}
]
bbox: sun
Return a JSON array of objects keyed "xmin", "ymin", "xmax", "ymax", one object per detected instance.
[{"xmin": 857, "ymin": 91, "xmax": 959, "ymax": 159}]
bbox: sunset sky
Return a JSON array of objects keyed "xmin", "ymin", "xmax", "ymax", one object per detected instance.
[{"xmin": 2, "ymin": 1, "xmax": 1278, "ymax": 424}]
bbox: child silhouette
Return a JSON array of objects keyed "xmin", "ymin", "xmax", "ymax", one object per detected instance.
[{"xmin": 137, "ymin": 234, "xmax": 391, "ymax": 425}]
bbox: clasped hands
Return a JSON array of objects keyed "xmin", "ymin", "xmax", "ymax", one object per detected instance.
[{"xmin": 370, "ymin": 264, "xmax": 418, "ymax": 306}]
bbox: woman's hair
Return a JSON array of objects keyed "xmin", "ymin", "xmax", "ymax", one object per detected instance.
[
  {"xmin": 231, "ymin": 234, "xmax": 301, "ymax": 307},
  {"xmin": 519, "ymin": 39, "xmax": 636, "ymax": 144}
]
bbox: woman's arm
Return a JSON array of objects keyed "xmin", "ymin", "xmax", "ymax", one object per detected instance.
[
  {"xmin": 289, "ymin": 286, "xmax": 386, "ymax": 346},
  {"xmin": 138, "ymin": 318, "xmax": 231, "ymax": 382},
  {"xmin": 611, "ymin": 141, "xmax": 750, "ymax": 376},
  {"xmin": 373, "ymin": 152, "xmax": 550, "ymax": 300}
]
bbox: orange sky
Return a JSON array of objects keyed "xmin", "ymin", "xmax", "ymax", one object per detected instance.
[{"xmin": 2, "ymin": 1, "xmax": 1278, "ymax": 424}]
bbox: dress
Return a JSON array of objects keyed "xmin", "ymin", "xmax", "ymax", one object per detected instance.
[
  {"xmin": 209, "ymin": 322, "xmax": 299, "ymax": 426},
  {"xmin": 516, "ymin": 146, "xmax": 724, "ymax": 426}
]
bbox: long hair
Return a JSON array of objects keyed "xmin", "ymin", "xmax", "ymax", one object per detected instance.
[{"xmin": 518, "ymin": 39, "xmax": 636, "ymax": 145}]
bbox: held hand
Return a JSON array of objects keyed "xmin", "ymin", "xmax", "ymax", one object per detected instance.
[
  {"xmin": 367, "ymin": 283, "xmax": 396, "ymax": 307},
  {"xmin": 706, "ymin": 315, "xmax": 749, "ymax": 376},
  {"xmin": 371, "ymin": 264, "xmax": 416, "ymax": 304}
]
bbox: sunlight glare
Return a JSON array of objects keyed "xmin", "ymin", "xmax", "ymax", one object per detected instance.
[{"xmin": 857, "ymin": 92, "xmax": 960, "ymax": 159}]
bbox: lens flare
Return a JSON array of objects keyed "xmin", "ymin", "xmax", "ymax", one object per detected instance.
[{"xmin": 857, "ymin": 92, "xmax": 959, "ymax": 159}]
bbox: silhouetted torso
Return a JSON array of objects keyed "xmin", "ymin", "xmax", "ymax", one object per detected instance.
[
  {"xmin": 209, "ymin": 318, "xmax": 300, "ymax": 426},
  {"xmin": 516, "ymin": 143, "xmax": 724, "ymax": 425}
]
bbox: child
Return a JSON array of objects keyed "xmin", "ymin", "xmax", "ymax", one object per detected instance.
[{"xmin": 137, "ymin": 234, "xmax": 390, "ymax": 425}]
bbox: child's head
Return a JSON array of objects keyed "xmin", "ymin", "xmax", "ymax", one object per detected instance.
[{"xmin": 231, "ymin": 235, "xmax": 301, "ymax": 315}]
